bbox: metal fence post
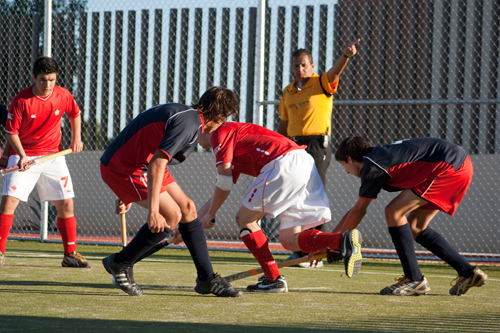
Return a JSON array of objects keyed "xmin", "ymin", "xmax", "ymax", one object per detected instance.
[{"xmin": 41, "ymin": 0, "xmax": 53, "ymax": 241}]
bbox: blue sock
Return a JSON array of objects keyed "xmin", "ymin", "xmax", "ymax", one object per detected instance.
[
  {"xmin": 416, "ymin": 227, "xmax": 473, "ymax": 277},
  {"xmin": 388, "ymin": 224, "xmax": 423, "ymax": 281},
  {"xmin": 116, "ymin": 223, "xmax": 171, "ymax": 266},
  {"xmin": 178, "ymin": 218, "xmax": 214, "ymax": 281}
]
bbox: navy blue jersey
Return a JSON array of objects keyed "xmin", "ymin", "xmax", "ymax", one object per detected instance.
[
  {"xmin": 359, "ymin": 138, "xmax": 468, "ymax": 199},
  {"xmin": 100, "ymin": 103, "xmax": 203, "ymax": 173},
  {"xmin": 0, "ymin": 103, "xmax": 7, "ymax": 126}
]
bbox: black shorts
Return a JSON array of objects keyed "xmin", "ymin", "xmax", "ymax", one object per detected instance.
[{"xmin": 294, "ymin": 137, "xmax": 331, "ymax": 186}]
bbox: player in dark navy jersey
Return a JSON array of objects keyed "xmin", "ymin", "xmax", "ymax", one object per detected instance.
[
  {"xmin": 101, "ymin": 87, "xmax": 242, "ymax": 297},
  {"xmin": 334, "ymin": 136, "xmax": 487, "ymax": 296}
]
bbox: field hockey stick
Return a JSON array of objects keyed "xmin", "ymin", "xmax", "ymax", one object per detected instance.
[
  {"xmin": 135, "ymin": 237, "xmax": 172, "ymax": 262},
  {"xmin": 0, "ymin": 148, "xmax": 73, "ymax": 176},
  {"xmin": 120, "ymin": 212, "xmax": 127, "ymax": 248},
  {"xmin": 223, "ymin": 252, "xmax": 327, "ymax": 282}
]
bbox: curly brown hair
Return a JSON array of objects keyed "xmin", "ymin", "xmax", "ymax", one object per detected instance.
[
  {"xmin": 335, "ymin": 136, "xmax": 374, "ymax": 162},
  {"xmin": 192, "ymin": 87, "xmax": 239, "ymax": 124}
]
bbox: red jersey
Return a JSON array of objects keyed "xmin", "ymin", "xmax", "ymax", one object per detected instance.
[
  {"xmin": 211, "ymin": 122, "xmax": 306, "ymax": 182},
  {"xmin": 6, "ymin": 85, "xmax": 80, "ymax": 155}
]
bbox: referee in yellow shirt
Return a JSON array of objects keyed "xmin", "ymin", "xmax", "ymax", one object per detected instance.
[{"xmin": 277, "ymin": 39, "xmax": 360, "ymax": 264}]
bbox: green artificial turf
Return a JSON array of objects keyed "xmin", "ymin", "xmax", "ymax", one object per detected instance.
[{"xmin": 1, "ymin": 240, "xmax": 499, "ymax": 332}]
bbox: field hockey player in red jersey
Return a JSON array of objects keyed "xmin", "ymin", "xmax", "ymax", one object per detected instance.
[{"xmin": 198, "ymin": 122, "xmax": 363, "ymax": 293}]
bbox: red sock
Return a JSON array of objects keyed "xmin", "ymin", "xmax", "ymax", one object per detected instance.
[
  {"xmin": 0, "ymin": 213, "xmax": 14, "ymax": 253},
  {"xmin": 57, "ymin": 217, "xmax": 77, "ymax": 255},
  {"xmin": 298, "ymin": 229, "xmax": 343, "ymax": 253},
  {"xmin": 241, "ymin": 229, "xmax": 281, "ymax": 281}
]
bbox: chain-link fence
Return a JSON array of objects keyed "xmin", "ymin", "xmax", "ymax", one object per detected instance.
[{"xmin": 0, "ymin": 0, "xmax": 498, "ymax": 262}]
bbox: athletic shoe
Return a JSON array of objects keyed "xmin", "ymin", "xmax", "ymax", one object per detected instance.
[
  {"xmin": 341, "ymin": 229, "xmax": 362, "ymax": 278},
  {"xmin": 194, "ymin": 273, "xmax": 243, "ymax": 297},
  {"xmin": 247, "ymin": 275, "xmax": 288, "ymax": 293},
  {"xmin": 102, "ymin": 253, "xmax": 143, "ymax": 296},
  {"xmin": 285, "ymin": 251, "xmax": 324, "ymax": 268},
  {"xmin": 380, "ymin": 275, "xmax": 431, "ymax": 296},
  {"xmin": 0, "ymin": 251, "xmax": 5, "ymax": 268},
  {"xmin": 449, "ymin": 267, "xmax": 487, "ymax": 296},
  {"xmin": 62, "ymin": 251, "xmax": 91, "ymax": 268}
]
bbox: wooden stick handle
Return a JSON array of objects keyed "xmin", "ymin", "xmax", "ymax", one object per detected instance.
[
  {"xmin": 120, "ymin": 213, "xmax": 127, "ymax": 247},
  {"xmin": 34, "ymin": 148, "xmax": 73, "ymax": 164},
  {"xmin": 1, "ymin": 149, "xmax": 73, "ymax": 176}
]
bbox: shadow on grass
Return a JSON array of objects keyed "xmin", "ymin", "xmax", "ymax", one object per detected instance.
[
  {"xmin": 0, "ymin": 280, "xmax": 199, "ymax": 297},
  {"xmin": 0, "ymin": 279, "xmax": 376, "ymax": 297},
  {"xmin": 0, "ymin": 315, "xmax": 338, "ymax": 332},
  {"xmin": 1, "ymin": 313, "xmax": 499, "ymax": 333}
]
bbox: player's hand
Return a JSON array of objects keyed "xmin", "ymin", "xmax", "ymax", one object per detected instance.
[
  {"xmin": 200, "ymin": 213, "xmax": 216, "ymax": 229},
  {"xmin": 170, "ymin": 228, "xmax": 183, "ymax": 245},
  {"xmin": 115, "ymin": 199, "xmax": 132, "ymax": 215},
  {"xmin": 70, "ymin": 139, "xmax": 83, "ymax": 154},
  {"xmin": 343, "ymin": 38, "xmax": 360, "ymax": 58},
  {"xmin": 18, "ymin": 156, "xmax": 30, "ymax": 172},
  {"xmin": 306, "ymin": 250, "xmax": 327, "ymax": 267},
  {"xmin": 147, "ymin": 210, "xmax": 170, "ymax": 233}
]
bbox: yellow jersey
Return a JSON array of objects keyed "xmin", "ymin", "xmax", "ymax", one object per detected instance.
[{"xmin": 278, "ymin": 73, "xmax": 338, "ymax": 137}]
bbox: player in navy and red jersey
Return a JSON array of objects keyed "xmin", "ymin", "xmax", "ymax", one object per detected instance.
[
  {"xmin": 197, "ymin": 122, "xmax": 363, "ymax": 293},
  {"xmin": 100, "ymin": 87, "xmax": 242, "ymax": 298},
  {"xmin": 334, "ymin": 136, "xmax": 487, "ymax": 296},
  {"xmin": 0, "ymin": 56, "xmax": 89, "ymax": 269}
]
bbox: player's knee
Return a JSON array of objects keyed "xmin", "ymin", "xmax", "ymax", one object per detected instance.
[
  {"xmin": 0, "ymin": 196, "xmax": 20, "ymax": 214},
  {"xmin": 410, "ymin": 225, "xmax": 425, "ymax": 238},
  {"xmin": 54, "ymin": 199, "xmax": 74, "ymax": 216},
  {"xmin": 279, "ymin": 237, "xmax": 295, "ymax": 251},
  {"xmin": 279, "ymin": 233, "xmax": 300, "ymax": 251},
  {"xmin": 235, "ymin": 214, "xmax": 251, "ymax": 229},
  {"xmin": 384, "ymin": 204, "xmax": 403, "ymax": 224},
  {"xmin": 165, "ymin": 207, "xmax": 183, "ymax": 225},
  {"xmin": 181, "ymin": 198, "xmax": 197, "ymax": 221},
  {"xmin": 235, "ymin": 214, "xmax": 244, "ymax": 229}
]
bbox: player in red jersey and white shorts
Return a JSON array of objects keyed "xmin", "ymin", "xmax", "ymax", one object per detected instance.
[
  {"xmin": 197, "ymin": 122, "xmax": 363, "ymax": 293},
  {"xmin": 0, "ymin": 56, "xmax": 90, "ymax": 268}
]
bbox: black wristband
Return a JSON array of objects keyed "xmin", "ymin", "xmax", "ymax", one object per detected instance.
[{"xmin": 343, "ymin": 54, "xmax": 350, "ymax": 58}]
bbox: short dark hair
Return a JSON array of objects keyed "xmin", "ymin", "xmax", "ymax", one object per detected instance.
[
  {"xmin": 192, "ymin": 87, "xmax": 239, "ymax": 124},
  {"xmin": 292, "ymin": 49, "xmax": 313, "ymax": 64},
  {"xmin": 33, "ymin": 56, "xmax": 59, "ymax": 77},
  {"xmin": 335, "ymin": 136, "xmax": 374, "ymax": 163}
]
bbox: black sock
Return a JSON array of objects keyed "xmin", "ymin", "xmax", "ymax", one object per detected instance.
[
  {"xmin": 116, "ymin": 223, "xmax": 171, "ymax": 266},
  {"xmin": 416, "ymin": 227, "xmax": 473, "ymax": 277},
  {"xmin": 178, "ymin": 218, "xmax": 214, "ymax": 281},
  {"xmin": 388, "ymin": 224, "xmax": 423, "ymax": 281}
]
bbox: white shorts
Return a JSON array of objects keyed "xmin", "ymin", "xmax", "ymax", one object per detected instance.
[
  {"xmin": 2, "ymin": 155, "xmax": 75, "ymax": 202},
  {"xmin": 242, "ymin": 149, "xmax": 331, "ymax": 230}
]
